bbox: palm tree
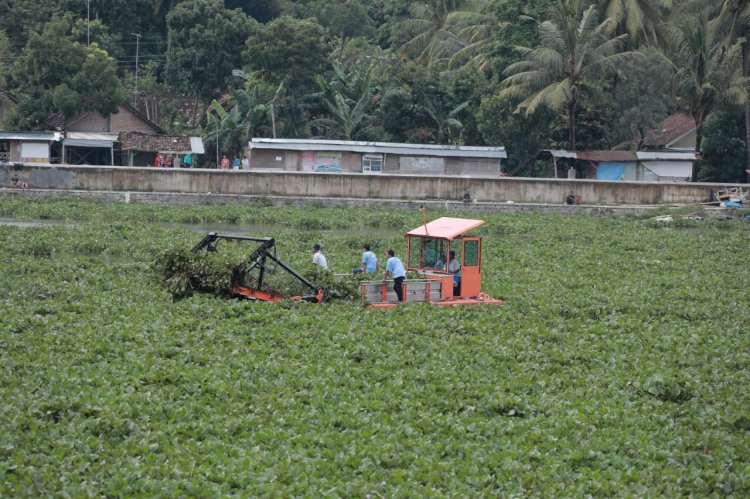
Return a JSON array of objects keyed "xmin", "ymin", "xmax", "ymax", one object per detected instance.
[
  {"xmin": 595, "ymin": 0, "xmax": 675, "ymax": 43},
  {"xmin": 445, "ymin": 3, "xmax": 497, "ymax": 70},
  {"xmin": 311, "ymin": 63, "xmax": 380, "ymax": 140},
  {"xmin": 395, "ymin": 0, "xmax": 495, "ymax": 67},
  {"xmin": 664, "ymin": 11, "xmax": 748, "ymax": 161},
  {"xmin": 707, "ymin": 0, "xmax": 750, "ymax": 176},
  {"xmin": 500, "ymin": 1, "xmax": 635, "ymax": 150},
  {"xmin": 412, "ymin": 97, "xmax": 470, "ymax": 144}
]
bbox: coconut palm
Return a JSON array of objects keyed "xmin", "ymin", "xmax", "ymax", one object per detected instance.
[
  {"xmin": 410, "ymin": 97, "xmax": 470, "ymax": 144},
  {"xmin": 500, "ymin": 1, "xmax": 636, "ymax": 150},
  {"xmin": 595, "ymin": 0, "xmax": 675, "ymax": 43},
  {"xmin": 394, "ymin": 0, "xmax": 464, "ymax": 66},
  {"xmin": 707, "ymin": 0, "xmax": 750, "ymax": 175},
  {"xmin": 395, "ymin": 0, "xmax": 494, "ymax": 68},
  {"xmin": 664, "ymin": 11, "xmax": 748, "ymax": 160}
]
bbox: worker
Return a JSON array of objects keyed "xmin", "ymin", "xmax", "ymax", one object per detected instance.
[
  {"xmin": 448, "ymin": 250, "xmax": 461, "ymax": 295},
  {"xmin": 312, "ymin": 243, "xmax": 328, "ymax": 269},
  {"xmin": 435, "ymin": 254, "xmax": 445, "ymax": 270},
  {"xmin": 384, "ymin": 249, "xmax": 406, "ymax": 302},
  {"xmin": 353, "ymin": 243, "xmax": 378, "ymax": 274}
]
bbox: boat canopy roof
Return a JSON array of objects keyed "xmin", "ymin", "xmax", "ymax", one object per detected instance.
[{"xmin": 406, "ymin": 217, "xmax": 485, "ymax": 240}]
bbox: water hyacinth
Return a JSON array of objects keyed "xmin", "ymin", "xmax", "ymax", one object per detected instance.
[{"xmin": 0, "ymin": 198, "xmax": 749, "ymax": 496}]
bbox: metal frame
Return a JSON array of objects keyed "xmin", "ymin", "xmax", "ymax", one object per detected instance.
[{"xmin": 191, "ymin": 233, "xmax": 325, "ymax": 302}]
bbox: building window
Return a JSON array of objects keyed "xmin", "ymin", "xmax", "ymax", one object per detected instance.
[{"xmin": 362, "ymin": 154, "xmax": 383, "ymax": 173}]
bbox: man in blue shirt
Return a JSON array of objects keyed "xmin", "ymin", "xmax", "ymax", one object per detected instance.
[
  {"xmin": 360, "ymin": 244, "xmax": 378, "ymax": 274},
  {"xmin": 384, "ymin": 249, "xmax": 406, "ymax": 302}
]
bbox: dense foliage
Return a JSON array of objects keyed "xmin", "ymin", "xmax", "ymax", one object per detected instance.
[
  {"xmin": 0, "ymin": 0, "xmax": 748, "ymax": 177},
  {"xmin": 0, "ymin": 198, "xmax": 749, "ymax": 495}
]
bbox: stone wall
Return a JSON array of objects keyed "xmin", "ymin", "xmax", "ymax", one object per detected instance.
[{"xmin": 1, "ymin": 163, "xmax": 742, "ymax": 206}]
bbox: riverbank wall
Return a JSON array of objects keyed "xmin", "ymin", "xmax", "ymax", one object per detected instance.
[{"xmin": 1, "ymin": 164, "xmax": 746, "ymax": 210}]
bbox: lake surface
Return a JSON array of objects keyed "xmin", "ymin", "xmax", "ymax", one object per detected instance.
[{"xmin": 0, "ymin": 218, "xmax": 403, "ymax": 238}]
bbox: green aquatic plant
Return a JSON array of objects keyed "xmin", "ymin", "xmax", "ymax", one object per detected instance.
[{"xmin": 1, "ymin": 199, "xmax": 749, "ymax": 496}]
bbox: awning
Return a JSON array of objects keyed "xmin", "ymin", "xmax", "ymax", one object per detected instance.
[
  {"xmin": 64, "ymin": 132, "xmax": 117, "ymax": 148},
  {"xmin": 0, "ymin": 131, "xmax": 60, "ymax": 141},
  {"xmin": 64, "ymin": 139, "xmax": 114, "ymax": 148}
]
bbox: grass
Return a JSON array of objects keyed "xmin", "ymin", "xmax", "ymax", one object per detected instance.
[{"xmin": 0, "ymin": 198, "xmax": 749, "ymax": 496}]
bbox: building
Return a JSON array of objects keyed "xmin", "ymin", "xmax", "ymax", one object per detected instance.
[
  {"xmin": 643, "ymin": 113, "xmax": 697, "ymax": 151},
  {"xmin": 543, "ymin": 150, "xmax": 699, "ymax": 182},
  {"xmin": 118, "ymin": 131, "xmax": 204, "ymax": 167},
  {"xmin": 1, "ymin": 101, "xmax": 203, "ymax": 166},
  {"xmin": 47, "ymin": 103, "xmax": 165, "ymax": 165},
  {"xmin": 0, "ymin": 131, "xmax": 61, "ymax": 164},
  {"xmin": 248, "ymin": 138, "xmax": 507, "ymax": 176}
]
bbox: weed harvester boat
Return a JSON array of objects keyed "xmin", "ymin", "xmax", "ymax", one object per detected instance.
[
  {"xmin": 362, "ymin": 216, "xmax": 502, "ymax": 309},
  {"xmin": 191, "ymin": 233, "xmax": 326, "ymax": 302}
]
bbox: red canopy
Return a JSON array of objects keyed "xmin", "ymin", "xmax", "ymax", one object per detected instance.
[{"xmin": 406, "ymin": 217, "xmax": 485, "ymax": 240}]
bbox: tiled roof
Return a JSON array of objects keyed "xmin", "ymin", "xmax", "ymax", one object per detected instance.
[
  {"xmin": 643, "ymin": 113, "xmax": 696, "ymax": 147},
  {"xmin": 118, "ymin": 131, "xmax": 192, "ymax": 153}
]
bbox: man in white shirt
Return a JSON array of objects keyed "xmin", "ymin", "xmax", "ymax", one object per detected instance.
[{"xmin": 312, "ymin": 243, "xmax": 328, "ymax": 269}]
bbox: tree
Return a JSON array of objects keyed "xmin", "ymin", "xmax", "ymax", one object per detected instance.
[
  {"xmin": 698, "ymin": 109, "xmax": 748, "ymax": 182},
  {"xmin": 244, "ymin": 16, "xmax": 329, "ymax": 137},
  {"xmin": 225, "ymin": 0, "xmax": 282, "ymax": 23},
  {"xmin": 415, "ymin": 97, "xmax": 470, "ymax": 144},
  {"xmin": 500, "ymin": 1, "xmax": 635, "ymax": 149},
  {"xmin": 311, "ymin": 63, "xmax": 381, "ymax": 140},
  {"xmin": 293, "ymin": 0, "xmax": 376, "ymax": 40},
  {"xmin": 610, "ymin": 48, "xmax": 673, "ymax": 148},
  {"xmin": 477, "ymin": 93, "xmax": 552, "ymax": 174},
  {"xmin": 0, "ymin": 30, "xmax": 10, "ymax": 89},
  {"xmin": 664, "ymin": 10, "xmax": 748, "ymax": 161},
  {"xmin": 595, "ymin": 0, "xmax": 675, "ymax": 43},
  {"xmin": 392, "ymin": 0, "xmax": 491, "ymax": 67},
  {"xmin": 0, "ymin": 0, "xmax": 64, "ymax": 50},
  {"xmin": 245, "ymin": 16, "xmax": 329, "ymax": 93},
  {"xmin": 707, "ymin": 0, "xmax": 750, "ymax": 179},
  {"xmin": 8, "ymin": 15, "xmax": 126, "ymax": 133},
  {"xmin": 166, "ymin": 0, "xmax": 253, "ymax": 105}
]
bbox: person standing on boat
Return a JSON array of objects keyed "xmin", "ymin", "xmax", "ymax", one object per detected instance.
[{"xmin": 384, "ymin": 249, "xmax": 406, "ymax": 302}]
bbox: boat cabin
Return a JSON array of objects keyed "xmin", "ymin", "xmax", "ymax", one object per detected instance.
[{"xmin": 363, "ymin": 217, "xmax": 501, "ymax": 307}]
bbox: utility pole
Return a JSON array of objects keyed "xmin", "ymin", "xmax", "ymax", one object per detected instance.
[
  {"xmin": 86, "ymin": 0, "xmax": 90, "ymax": 47},
  {"xmin": 131, "ymin": 33, "xmax": 141, "ymax": 108},
  {"xmin": 216, "ymin": 121, "xmax": 220, "ymax": 168}
]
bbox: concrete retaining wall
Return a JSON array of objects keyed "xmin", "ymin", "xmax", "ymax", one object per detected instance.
[{"xmin": 1, "ymin": 163, "xmax": 745, "ymax": 205}]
